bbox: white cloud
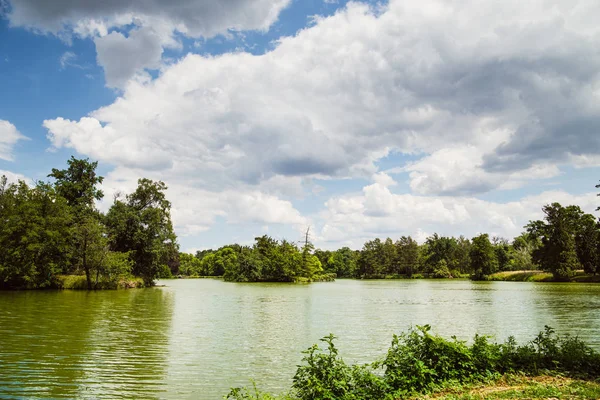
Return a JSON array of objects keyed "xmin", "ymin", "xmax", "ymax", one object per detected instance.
[
  {"xmin": 94, "ymin": 27, "xmax": 165, "ymax": 88},
  {"xmin": 317, "ymin": 182, "xmax": 599, "ymax": 248},
  {"xmin": 8, "ymin": 0, "xmax": 291, "ymax": 86},
  {"xmin": 0, "ymin": 120, "xmax": 27, "ymax": 161},
  {"xmin": 0, "ymin": 169, "xmax": 30, "ymax": 185},
  {"xmin": 34, "ymin": 0, "xmax": 600, "ymax": 241}
]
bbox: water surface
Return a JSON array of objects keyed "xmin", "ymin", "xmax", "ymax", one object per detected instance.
[{"xmin": 1, "ymin": 279, "xmax": 599, "ymax": 399}]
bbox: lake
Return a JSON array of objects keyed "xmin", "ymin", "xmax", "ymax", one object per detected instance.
[{"xmin": 1, "ymin": 279, "xmax": 600, "ymax": 399}]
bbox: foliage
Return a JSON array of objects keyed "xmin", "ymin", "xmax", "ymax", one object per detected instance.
[
  {"xmin": 48, "ymin": 156, "xmax": 104, "ymax": 210},
  {"xmin": 105, "ymin": 178, "xmax": 178, "ymax": 286},
  {"xmin": 0, "ymin": 180, "xmax": 73, "ymax": 289},
  {"xmin": 229, "ymin": 327, "xmax": 600, "ymax": 399},
  {"xmin": 0, "ymin": 157, "xmax": 179, "ymax": 290},
  {"xmin": 469, "ymin": 234, "xmax": 498, "ymax": 280},
  {"xmin": 526, "ymin": 203, "xmax": 595, "ymax": 281}
]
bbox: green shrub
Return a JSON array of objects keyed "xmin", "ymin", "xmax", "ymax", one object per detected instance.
[
  {"xmin": 292, "ymin": 334, "xmax": 388, "ymax": 400},
  {"xmin": 228, "ymin": 326, "xmax": 600, "ymax": 399}
]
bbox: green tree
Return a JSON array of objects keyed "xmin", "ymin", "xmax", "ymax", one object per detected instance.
[
  {"xmin": 105, "ymin": 179, "xmax": 178, "ymax": 286},
  {"xmin": 469, "ymin": 233, "xmax": 498, "ymax": 280},
  {"xmin": 224, "ymin": 246, "xmax": 262, "ymax": 282},
  {"xmin": 179, "ymin": 253, "xmax": 202, "ymax": 276},
  {"xmin": 395, "ymin": 236, "xmax": 419, "ymax": 277},
  {"xmin": 300, "ymin": 228, "xmax": 323, "ymax": 280},
  {"xmin": 327, "ymin": 247, "xmax": 357, "ymax": 278},
  {"xmin": 575, "ymin": 214, "xmax": 599, "ymax": 275},
  {"xmin": 527, "ymin": 203, "xmax": 583, "ymax": 281},
  {"xmin": 0, "ymin": 180, "xmax": 73, "ymax": 289},
  {"xmin": 48, "ymin": 156, "xmax": 104, "ymax": 210},
  {"xmin": 424, "ymin": 234, "xmax": 458, "ymax": 273},
  {"xmin": 357, "ymin": 238, "xmax": 384, "ymax": 278}
]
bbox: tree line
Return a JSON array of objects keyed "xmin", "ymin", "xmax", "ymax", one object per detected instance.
[
  {"xmin": 180, "ymin": 182, "xmax": 600, "ymax": 282},
  {"xmin": 0, "ymin": 157, "xmax": 178, "ymax": 290},
  {"xmin": 2, "ymin": 157, "xmax": 599, "ymax": 288}
]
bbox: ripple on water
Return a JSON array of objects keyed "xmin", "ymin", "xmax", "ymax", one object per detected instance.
[{"xmin": 1, "ymin": 280, "xmax": 600, "ymax": 399}]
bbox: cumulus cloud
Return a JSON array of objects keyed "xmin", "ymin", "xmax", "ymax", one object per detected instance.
[
  {"xmin": 7, "ymin": 0, "xmax": 291, "ymax": 85},
  {"xmin": 7, "ymin": 0, "xmax": 290, "ymax": 37},
  {"xmin": 42, "ymin": 0, "xmax": 600, "ymax": 188},
  {"xmin": 33, "ymin": 0, "xmax": 600, "ymax": 242},
  {"xmin": 0, "ymin": 169, "xmax": 30, "ymax": 185},
  {"xmin": 96, "ymin": 169, "xmax": 307, "ymax": 238},
  {"xmin": 94, "ymin": 27, "xmax": 164, "ymax": 87},
  {"xmin": 317, "ymin": 182, "xmax": 599, "ymax": 248},
  {"xmin": 0, "ymin": 120, "xmax": 27, "ymax": 161}
]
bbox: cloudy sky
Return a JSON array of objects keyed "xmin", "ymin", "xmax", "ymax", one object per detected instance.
[{"xmin": 1, "ymin": 0, "xmax": 599, "ymax": 252}]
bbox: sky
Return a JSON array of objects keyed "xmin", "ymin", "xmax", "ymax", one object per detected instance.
[{"xmin": 1, "ymin": 0, "xmax": 599, "ymax": 253}]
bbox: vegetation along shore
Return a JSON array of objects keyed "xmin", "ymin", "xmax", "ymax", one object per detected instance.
[
  {"xmin": 226, "ymin": 326, "xmax": 600, "ymax": 400},
  {"xmin": 1, "ymin": 157, "xmax": 599, "ymax": 289}
]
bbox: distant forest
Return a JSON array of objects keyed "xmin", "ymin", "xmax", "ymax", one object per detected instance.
[
  {"xmin": 181, "ymin": 188, "xmax": 600, "ymax": 283},
  {"xmin": 1, "ymin": 157, "xmax": 599, "ymax": 289}
]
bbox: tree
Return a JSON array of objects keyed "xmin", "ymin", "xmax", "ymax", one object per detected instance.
[
  {"xmin": 0, "ymin": 180, "xmax": 73, "ymax": 289},
  {"xmin": 527, "ymin": 203, "xmax": 583, "ymax": 281},
  {"xmin": 357, "ymin": 238, "xmax": 384, "ymax": 278},
  {"xmin": 48, "ymin": 156, "xmax": 104, "ymax": 211},
  {"xmin": 105, "ymin": 179, "xmax": 178, "ymax": 286},
  {"xmin": 575, "ymin": 214, "xmax": 599, "ymax": 275},
  {"xmin": 300, "ymin": 227, "xmax": 323, "ymax": 280},
  {"xmin": 74, "ymin": 217, "xmax": 107, "ymax": 290},
  {"xmin": 469, "ymin": 234, "xmax": 498, "ymax": 280},
  {"xmin": 424, "ymin": 234, "xmax": 458, "ymax": 273},
  {"xmin": 179, "ymin": 253, "xmax": 202, "ymax": 276},
  {"xmin": 395, "ymin": 236, "xmax": 419, "ymax": 277},
  {"xmin": 327, "ymin": 247, "xmax": 357, "ymax": 278}
]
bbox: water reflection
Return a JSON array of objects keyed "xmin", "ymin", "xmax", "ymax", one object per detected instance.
[
  {"xmin": 0, "ymin": 289, "xmax": 173, "ymax": 399},
  {"xmin": 1, "ymin": 280, "xmax": 599, "ymax": 399}
]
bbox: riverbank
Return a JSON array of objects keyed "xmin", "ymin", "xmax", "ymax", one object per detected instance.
[
  {"xmin": 411, "ymin": 374, "xmax": 600, "ymax": 399},
  {"xmin": 488, "ymin": 270, "xmax": 600, "ymax": 283},
  {"xmin": 56, "ymin": 275, "xmax": 145, "ymax": 290}
]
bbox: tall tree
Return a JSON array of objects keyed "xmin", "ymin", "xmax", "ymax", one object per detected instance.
[
  {"xmin": 48, "ymin": 156, "xmax": 104, "ymax": 211},
  {"xmin": 527, "ymin": 203, "xmax": 583, "ymax": 281},
  {"xmin": 469, "ymin": 233, "xmax": 498, "ymax": 280},
  {"xmin": 395, "ymin": 236, "xmax": 419, "ymax": 277},
  {"xmin": 0, "ymin": 181, "xmax": 73, "ymax": 289},
  {"xmin": 575, "ymin": 214, "xmax": 599, "ymax": 275},
  {"xmin": 105, "ymin": 179, "xmax": 178, "ymax": 286}
]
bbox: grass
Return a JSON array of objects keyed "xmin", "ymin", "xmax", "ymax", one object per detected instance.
[
  {"xmin": 56, "ymin": 274, "xmax": 145, "ymax": 289},
  {"xmin": 487, "ymin": 270, "xmax": 554, "ymax": 282},
  {"xmin": 416, "ymin": 374, "xmax": 600, "ymax": 399},
  {"xmin": 488, "ymin": 270, "xmax": 600, "ymax": 283}
]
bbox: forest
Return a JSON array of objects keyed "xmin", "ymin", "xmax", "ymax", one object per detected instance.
[
  {"xmin": 1, "ymin": 157, "xmax": 599, "ymax": 289},
  {"xmin": 181, "ymin": 192, "xmax": 600, "ymax": 283},
  {"xmin": 0, "ymin": 157, "xmax": 178, "ymax": 290}
]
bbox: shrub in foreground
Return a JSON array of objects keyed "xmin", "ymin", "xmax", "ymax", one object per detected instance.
[{"xmin": 226, "ymin": 326, "xmax": 600, "ymax": 400}]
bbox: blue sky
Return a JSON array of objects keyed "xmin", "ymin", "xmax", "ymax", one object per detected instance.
[{"xmin": 1, "ymin": 0, "xmax": 599, "ymax": 252}]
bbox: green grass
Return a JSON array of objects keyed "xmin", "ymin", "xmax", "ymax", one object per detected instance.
[
  {"xmin": 488, "ymin": 270, "xmax": 554, "ymax": 282},
  {"xmin": 56, "ymin": 275, "xmax": 145, "ymax": 289},
  {"xmin": 488, "ymin": 270, "xmax": 600, "ymax": 283},
  {"xmin": 416, "ymin": 374, "xmax": 600, "ymax": 399}
]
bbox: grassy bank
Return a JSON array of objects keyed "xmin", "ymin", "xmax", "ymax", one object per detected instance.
[
  {"xmin": 412, "ymin": 374, "xmax": 600, "ymax": 399},
  {"xmin": 488, "ymin": 270, "xmax": 600, "ymax": 283},
  {"xmin": 226, "ymin": 326, "xmax": 600, "ymax": 400},
  {"xmin": 56, "ymin": 275, "xmax": 145, "ymax": 290}
]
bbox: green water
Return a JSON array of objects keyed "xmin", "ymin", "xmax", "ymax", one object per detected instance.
[{"xmin": 1, "ymin": 279, "xmax": 599, "ymax": 399}]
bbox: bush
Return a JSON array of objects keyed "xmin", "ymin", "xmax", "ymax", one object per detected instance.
[{"xmin": 228, "ymin": 326, "xmax": 600, "ymax": 399}]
